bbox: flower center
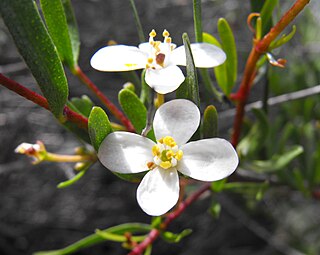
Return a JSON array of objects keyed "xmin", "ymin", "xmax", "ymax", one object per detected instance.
[
  {"xmin": 148, "ymin": 136, "xmax": 183, "ymax": 170},
  {"xmin": 145, "ymin": 29, "xmax": 173, "ymax": 70}
]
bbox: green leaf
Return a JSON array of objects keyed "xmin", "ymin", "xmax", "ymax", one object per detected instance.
[
  {"xmin": 176, "ymin": 33, "xmax": 200, "ymax": 106},
  {"xmin": 269, "ymin": 25, "xmax": 296, "ymax": 50},
  {"xmin": 245, "ymin": 146, "xmax": 304, "ymax": 173},
  {"xmin": 237, "ymin": 108, "xmax": 269, "ymax": 158},
  {"xmin": 69, "ymin": 95, "xmax": 94, "ymax": 118},
  {"xmin": 57, "ymin": 163, "xmax": 91, "ymax": 189},
  {"xmin": 260, "ymin": 0, "xmax": 278, "ymax": 35},
  {"xmin": 209, "ymin": 201, "xmax": 221, "ymax": 219},
  {"xmin": 217, "ymin": 18, "xmax": 237, "ymax": 94},
  {"xmin": 128, "ymin": 0, "xmax": 145, "ymax": 43},
  {"xmin": 203, "ymin": 32, "xmax": 229, "ymax": 97},
  {"xmin": 40, "ymin": 0, "xmax": 80, "ymax": 70},
  {"xmin": 140, "ymin": 69, "xmax": 151, "ymax": 107},
  {"xmin": 34, "ymin": 223, "xmax": 151, "ymax": 255},
  {"xmin": 224, "ymin": 182, "xmax": 269, "ymax": 200},
  {"xmin": 161, "ymin": 229, "xmax": 192, "ymax": 243},
  {"xmin": 0, "ymin": 0, "xmax": 68, "ymax": 118},
  {"xmin": 211, "ymin": 178, "xmax": 226, "ymax": 193},
  {"xmin": 193, "ymin": 0, "xmax": 203, "ymax": 42},
  {"xmin": 119, "ymin": 88, "xmax": 147, "ymax": 134},
  {"xmin": 88, "ymin": 107, "xmax": 113, "ymax": 151},
  {"xmin": 202, "ymin": 105, "xmax": 218, "ymax": 138}
]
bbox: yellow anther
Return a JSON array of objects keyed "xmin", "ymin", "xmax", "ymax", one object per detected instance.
[
  {"xmin": 152, "ymin": 145, "xmax": 160, "ymax": 156},
  {"xmin": 166, "ymin": 150, "xmax": 174, "ymax": 159},
  {"xmin": 153, "ymin": 41, "xmax": 161, "ymax": 52},
  {"xmin": 147, "ymin": 57, "xmax": 153, "ymax": 64},
  {"xmin": 160, "ymin": 161, "xmax": 172, "ymax": 169},
  {"xmin": 158, "ymin": 138, "xmax": 164, "ymax": 144},
  {"xmin": 163, "ymin": 136, "xmax": 175, "ymax": 146},
  {"xmin": 149, "ymin": 29, "xmax": 156, "ymax": 37},
  {"xmin": 147, "ymin": 162, "xmax": 156, "ymax": 169},
  {"xmin": 146, "ymin": 64, "xmax": 151, "ymax": 69},
  {"xmin": 165, "ymin": 37, "xmax": 172, "ymax": 44},
  {"xmin": 162, "ymin": 29, "xmax": 170, "ymax": 37},
  {"xmin": 175, "ymin": 150, "xmax": 183, "ymax": 161}
]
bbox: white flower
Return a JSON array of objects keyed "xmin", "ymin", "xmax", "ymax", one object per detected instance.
[
  {"xmin": 98, "ymin": 99, "xmax": 238, "ymax": 216},
  {"xmin": 90, "ymin": 29, "xmax": 226, "ymax": 94}
]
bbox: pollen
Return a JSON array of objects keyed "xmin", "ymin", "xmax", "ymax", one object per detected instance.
[
  {"xmin": 165, "ymin": 37, "xmax": 172, "ymax": 44},
  {"xmin": 162, "ymin": 29, "xmax": 170, "ymax": 37},
  {"xmin": 147, "ymin": 58, "xmax": 153, "ymax": 64},
  {"xmin": 150, "ymin": 136, "xmax": 183, "ymax": 170},
  {"xmin": 149, "ymin": 29, "xmax": 156, "ymax": 37},
  {"xmin": 160, "ymin": 161, "xmax": 172, "ymax": 169},
  {"xmin": 147, "ymin": 162, "xmax": 156, "ymax": 169}
]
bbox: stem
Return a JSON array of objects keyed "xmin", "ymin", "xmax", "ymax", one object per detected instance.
[
  {"xmin": 74, "ymin": 66, "xmax": 135, "ymax": 132},
  {"xmin": 231, "ymin": 0, "xmax": 310, "ymax": 147},
  {"xmin": 45, "ymin": 153, "xmax": 95, "ymax": 163},
  {"xmin": 127, "ymin": 183, "xmax": 211, "ymax": 255},
  {"xmin": 0, "ymin": 73, "xmax": 88, "ymax": 130},
  {"xmin": 128, "ymin": 0, "xmax": 145, "ymax": 43}
]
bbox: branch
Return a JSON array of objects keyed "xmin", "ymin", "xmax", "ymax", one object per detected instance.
[
  {"xmin": 127, "ymin": 183, "xmax": 211, "ymax": 255},
  {"xmin": 0, "ymin": 73, "xmax": 88, "ymax": 129},
  {"xmin": 231, "ymin": 0, "xmax": 311, "ymax": 147},
  {"xmin": 74, "ymin": 66, "xmax": 135, "ymax": 132}
]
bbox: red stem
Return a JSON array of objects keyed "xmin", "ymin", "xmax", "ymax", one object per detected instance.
[
  {"xmin": 74, "ymin": 66, "xmax": 135, "ymax": 132},
  {"xmin": 0, "ymin": 73, "xmax": 88, "ymax": 129},
  {"xmin": 128, "ymin": 183, "xmax": 211, "ymax": 255},
  {"xmin": 231, "ymin": 0, "xmax": 310, "ymax": 147}
]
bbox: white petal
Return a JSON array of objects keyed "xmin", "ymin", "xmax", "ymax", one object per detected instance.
[
  {"xmin": 137, "ymin": 167, "xmax": 179, "ymax": 216},
  {"xmin": 172, "ymin": 43, "xmax": 226, "ymax": 68},
  {"xmin": 98, "ymin": 132, "xmax": 155, "ymax": 174},
  {"xmin": 153, "ymin": 99, "xmax": 200, "ymax": 145},
  {"xmin": 145, "ymin": 65, "xmax": 185, "ymax": 94},
  {"xmin": 90, "ymin": 45, "xmax": 147, "ymax": 71},
  {"xmin": 178, "ymin": 138, "xmax": 239, "ymax": 181}
]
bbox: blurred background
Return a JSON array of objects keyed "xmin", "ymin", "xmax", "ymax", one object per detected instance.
[{"xmin": 0, "ymin": 0, "xmax": 320, "ymax": 254}]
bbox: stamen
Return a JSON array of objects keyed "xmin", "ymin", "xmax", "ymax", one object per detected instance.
[
  {"xmin": 147, "ymin": 162, "xmax": 156, "ymax": 169},
  {"xmin": 147, "ymin": 58, "xmax": 153, "ymax": 64},
  {"xmin": 149, "ymin": 29, "xmax": 156, "ymax": 38},
  {"xmin": 175, "ymin": 150, "xmax": 183, "ymax": 160},
  {"xmin": 160, "ymin": 161, "xmax": 172, "ymax": 169},
  {"xmin": 162, "ymin": 29, "xmax": 170, "ymax": 37},
  {"xmin": 165, "ymin": 37, "xmax": 172, "ymax": 44}
]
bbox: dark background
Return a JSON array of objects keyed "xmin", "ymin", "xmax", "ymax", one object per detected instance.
[{"xmin": 1, "ymin": 1, "xmax": 319, "ymax": 254}]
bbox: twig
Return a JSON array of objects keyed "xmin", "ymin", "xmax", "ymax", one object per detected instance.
[
  {"xmin": 0, "ymin": 73, "xmax": 88, "ymax": 129},
  {"xmin": 219, "ymin": 84, "xmax": 320, "ymax": 120},
  {"xmin": 74, "ymin": 66, "xmax": 135, "ymax": 132},
  {"xmin": 127, "ymin": 183, "xmax": 211, "ymax": 255},
  {"xmin": 231, "ymin": 0, "xmax": 311, "ymax": 146}
]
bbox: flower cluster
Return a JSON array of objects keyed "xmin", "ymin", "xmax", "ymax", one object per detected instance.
[
  {"xmin": 98, "ymin": 99, "xmax": 239, "ymax": 216},
  {"xmin": 90, "ymin": 29, "xmax": 226, "ymax": 94}
]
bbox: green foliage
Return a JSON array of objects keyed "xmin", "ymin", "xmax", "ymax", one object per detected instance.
[
  {"xmin": 69, "ymin": 95, "xmax": 94, "ymax": 117},
  {"xmin": 40, "ymin": 0, "xmax": 80, "ymax": 70},
  {"xmin": 0, "ymin": 0, "xmax": 68, "ymax": 118},
  {"xmin": 269, "ymin": 25, "xmax": 296, "ymax": 50},
  {"xmin": 202, "ymin": 105, "xmax": 218, "ymax": 138},
  {"xmin": 260, "ymin": 0, "xmax": 278, "ymax": 35},
  {"xmin": 88, "ymin": 107, "xmax": 113, "ymax": 151},
  {"xmin": 176, "ymin": 33, "xmax": 200, "ymax": 106},
  {"xmin": 161, "ymin": 229, "xmax": 192, "ymax": 243},
  {"xmin": 119, "ymin": 88, "xmax": 147, "ymax": 134}
]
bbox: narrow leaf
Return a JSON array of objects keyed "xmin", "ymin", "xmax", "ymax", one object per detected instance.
[
  {"xmin": 260, "ymin": 0, "xmax": 278, "ymax": 35},
  {"xmin": 193, "ymin": 0, "xmax": 203, "ymax": 42},
  {"xmin": 88, "ymin": 107, "xmax": 113, "ymax": 151},
  {"xmin": 0, "ymin": 0, "xmax": 69, "ymax": 118},
  {"xmin": 161, "ymin": 229, "xmax": 192, "ymax": 243},
  {"xmin": 202, "ymin": 105, "xmax": 218, "ymax": 138},
  {"xmin": 57, "ymin": 165, "xmax": 90, "ymax": 189},
  {"xmin": 119, "ymin": 88, "xmax": 147, "ymax": 134},
  {"xmin": 40, "ymin": 0, "xmax": 80, "ymax": 70},
  {"xmin": 69, "ymin": 95, "xmax": 94, "ymax": 118},
  {"xmin": 217, "ymin": 18, "xmax": 237, "ymax": 94},
  {"xmin": 269, "ymin": 25, "xmax": 296, "ymax": 50},
  {"xmin": 176, "ymin": 33, "xmax": 200, "ymax": 107},
  {"xmin": 245, "ymin": 146, "xmax": 304, "ymax": 173}
]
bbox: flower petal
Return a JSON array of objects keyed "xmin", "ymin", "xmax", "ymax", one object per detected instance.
[
  {"xmin": 153, "ymin": 99, "xmax": 200, "ymax": 145},
  {"xmin": 145, "ymin": 65, "xmax": 185, "ymax": 94},
  {"xmin": 178, "ymin": 138, "xmax": 239, "ymax": 181},
  {"xmin": 98, "ymin": 132, "xmax": 155, "ymax": 174},
  {"xmin": 137, "ymin": 167, "xmax": 179, "ymax": 216},
  {"xmin": 90, "ymin": 45, "xmax": 147, "ymax": 71},
  {"xmin": 172, "ymin": 43, "xmax": 226, "ymax": 68}
]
